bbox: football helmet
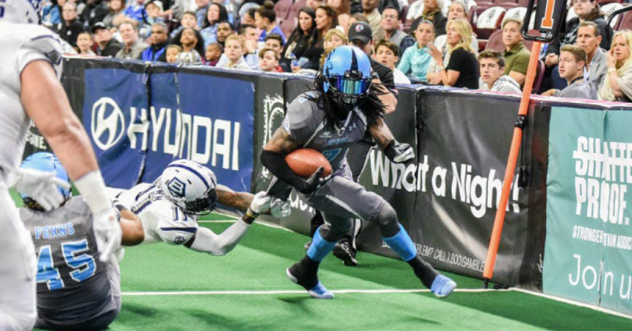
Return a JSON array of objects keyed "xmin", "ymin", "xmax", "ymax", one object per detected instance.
[
  {"xmin": 0, "ymin": 0, "xmax": 44, "ymax": 24},
  {"xmin": 19, "ymin": 151, "xmax": 71, "ymax": 201},
  {"xmin": 158, "ymin": 159, "xmax": 218, "ymax": 215},
  {"xmin": 322, "ymin": 45, "xmax": 372, "ymax": 107}
]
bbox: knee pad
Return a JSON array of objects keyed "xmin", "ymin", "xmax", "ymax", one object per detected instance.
[{"xmin": 375, "ymin": 203, "xmax": 400, "ymax": 237}]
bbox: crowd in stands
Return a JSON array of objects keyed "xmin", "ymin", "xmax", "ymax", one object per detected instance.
[{"xmin": 41, "ymin": 0, "xmax": 632, "ymax": 102}]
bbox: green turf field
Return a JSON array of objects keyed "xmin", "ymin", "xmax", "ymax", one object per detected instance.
[{"xmin": 16, "ymin": 189, "xmax": 631, "ymax": 330}]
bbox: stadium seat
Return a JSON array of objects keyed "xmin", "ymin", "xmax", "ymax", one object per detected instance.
[
  {"xmin": 485, "ymin": 29, "xmax": 504, "ymax": 51},
  {"xmin": 477, "ymin": 6, "xmax": 506, "ymax": 39},
  {"xmin": 495, "ymin": 0, "xmax": 520, "ymax": 9},
  {"xmin": 597, "ymin": 0, "xmax": 623, "ymax": 5},
  {"xmin": 400, "ymin": 5, "xmax": 409, "ymax": 25},
  {"xmin": 516, "ymin": 0, "xmax": 530, "ymax": 7},
  {"xmin": 532, "ymin": 59, "xmax": 545, "ymax": 93},
  {"xmin": 616, "ymin": 8, "xmax": 632, "ymax": 30},
  {"xmin": 504, "ymin": 7, "xmax": 527, "ymax": 22},
  {"xmin": 602, "ymin": 3, "xmax": 624, "ymax": 28}
]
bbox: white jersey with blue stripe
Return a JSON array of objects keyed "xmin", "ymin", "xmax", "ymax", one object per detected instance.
[{"xmin": 113, "ymin": 183, "xmax": 199, "ymax": 245}]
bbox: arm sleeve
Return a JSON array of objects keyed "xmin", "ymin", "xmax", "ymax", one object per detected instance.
[
  {"xmin": 282, "ymin": 94, "xmax": 320, "ymax": 146},
  {"xmin": 188, "ymin": 220, "xmax": 250, "ymax": 256},
  {"xmin": 16, "ymin": 27, "xmax": 64, "ymax": 78}
]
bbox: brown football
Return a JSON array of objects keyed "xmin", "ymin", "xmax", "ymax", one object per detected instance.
[{"xmin": 284, "ymin": 148, "xmax": 333, "ymax": 178}]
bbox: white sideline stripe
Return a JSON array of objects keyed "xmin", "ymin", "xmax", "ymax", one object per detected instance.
[
  {"xmin": 121, "ymin": 288, "xmax": 497, "ymax": 296},
  {"xmin": 511, "ymin": 288, "xmax": 632, "ymax": 321}
]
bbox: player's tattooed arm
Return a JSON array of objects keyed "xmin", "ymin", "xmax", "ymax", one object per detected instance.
[
  {"xmin": 368, "ymin": 117, "xmax": 396, "ymax": 149},
  {"xmin": 216, "ymin": 188, "xmax": 253, "ymax": 213},
  {"xmin": 263, "ymin": 126, "xmax": 299, "ymax": 154}
]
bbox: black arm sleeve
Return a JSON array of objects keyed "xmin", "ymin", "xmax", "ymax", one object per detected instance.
[{"xmin": 260, "ymin": 150, "xmax": 306, "ymax": 191}]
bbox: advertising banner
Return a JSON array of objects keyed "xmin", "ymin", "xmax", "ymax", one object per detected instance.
[{"xmin": 544, "ymin": 106, "xmax": 632, "ymax": 315}]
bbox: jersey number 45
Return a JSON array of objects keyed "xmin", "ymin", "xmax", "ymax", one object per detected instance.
[{"xmin": 36, "ymin": 239, "xmax": 97, "ymax": 290}]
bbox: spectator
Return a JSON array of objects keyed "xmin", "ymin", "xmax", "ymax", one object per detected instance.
[
  {"xmin": 275, "ymin": 0, "xmax": 308, "ymax": 38},
  {"xmin": 577, "ymin": 21, "xmax": 607, "ymax": 91},
  {"xmin": 542, "ymin": 45, "xmax": 596, "ymax": 99},
  {"xmin": 409, "ymin": 0, "xmax": 446, "ymax": 36},
  {"xmin": 478, "ymin": 50, "xmax": 521, "ymax": 93},
  {"xmin": 328, "ymin": 0, "xmax": 351, "ymax": 31},
  {"xmin": 206, "ymin": 42, "xmax": 223, "ymax": 65},
  {"xmin": 218, "ymin": 35, "xmax": 251, "ymax": 69},
  {"xmin": 76, "ymin": 31, "xmax": 96, "ymax": 56},
  {"xmin": 259, "ymin": 47, "xmax": 283, "ymax": 72},
  {"xmin": 166, "ymin": 44, "xmax": 183, "ymax": 63},
  {"xmin": 195, "ymin": 0, "xmax": 212, "ymax": 28},
  {"xmin": 217, "ymin": 21, "xmax": 235, "ymax": 46},
  {"xmin": 214, "ymin": 0, "xmax": 238, "ymax": 25},
  {"xmin": 398, "ymin": 19, "xmax": 434, "ymax": 82},
  {"xmin": 102, "ymin": 0, "xmax": 126, "ymax": 28},
  {"xmin": 170, "ymin": 11, "xmax": 199, "ymax": 39},
  {"xmin": 265, "ymin": 33, "xmax": 284, "ymax": 58},
  {"xmin": 172, "ymin": 27, "xmax": 205, "ymax": 63},
  {"xmin": 501, "ymin": 18, "xmax": 530, "ymax": 86},
  {"xmin": 116, "ymin": 20, "xmax": 149, "ymax": 59},
  {"xmin": 82, "ymin": 0, "xmax": 111, "ymax": 28},
  {"xmin": 144, "ymin": 0, "xmax": 165, "ymax": 25},
  {"xmin": 123, "ymin": 0, "xmax": 147, "ymax": 23},
  {"xmin": 55, "ymin": 1, "xmax": 85, "ymax": 48},
  {"xmin": 140, "ymin": 22, "xmax": 170, "ymax": 61},
  {"xmin": 599, "ymin": 31, "xmax": 632, "ymax": 102},
  {"xmin": 361, "ymin": 0, "xmax": 383, "ymax": 42},
  {"xmin": 286, "ymin": 5, "xmax": 335, "ymax": 69},
  {"xmin": 427, "ymin": 18, "xmax": 478, "ymax": 88},
  {"xmin": 375, "ymin": 39, "xmax": 411, "ymax": 84},
  {"xmin": 256, "ymin": 1, "xmax": 286, "ymax": 46},
  {"xmin": 92, "ymin": 22, "xmax": 123, "ymax": 57},
  {"xmin": 200, "ymin": 3, "xmax": 228, "ymax": 47},
  {"xmin": 218, "ymin": 23, "xmax": 260, "ymax": 69},
  {"xmin": 432, "ymin": 1, "xmax": 478, "ymax": 56},
  {"xmin": 381, "ymin": 6, "xmax": 415, "ymax": 60},
  {"xmin": 241, "ymin": 7, "xmax": 258, "ymax": 26},
  {"xmin": 42, "ymin": 0, "xmax": 63, "ymax": 26},
  {"xmin": 319, "ymin": 28, "xmax": 348, "ymax": 67},
  {"xmin": 281, "ymin": 7, "xmax": 316, "ymax": 71}
]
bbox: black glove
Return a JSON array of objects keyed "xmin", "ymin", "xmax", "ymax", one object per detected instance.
[
  {"xmin": 294, "ymin": 167, "xmax": 324, "ymax": 194},
  {"xmin": 385, "ymin": 140, "xmax": 414, "ymax": 163}
]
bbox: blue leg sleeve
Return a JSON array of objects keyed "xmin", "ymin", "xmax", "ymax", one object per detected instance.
[
  {"xmin": 383, "ymin": 224, "xmax": 417, "ymax": 262},
  {"xmin": 307, "ymin": 227, "xmax": 336, "ymax": 262}
]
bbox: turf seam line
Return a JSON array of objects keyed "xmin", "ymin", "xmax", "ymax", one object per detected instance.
[
  {"xmin": 121, "ymin": 288, "xmax": 499, "ymax": 296},
  {"xmin": 511, "ymin": 288, "xmax": 632, "ymax": 321}
]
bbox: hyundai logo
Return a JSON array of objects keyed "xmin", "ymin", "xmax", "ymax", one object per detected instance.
[{"xmin": 91, "ymin": 97, "xmax": 125, "ymax": 150}]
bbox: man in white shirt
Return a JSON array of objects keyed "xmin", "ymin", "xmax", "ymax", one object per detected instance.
[
  {"xmin": 478, "ymin": 50, "xmax": 521, "ymax": 93},
  {"xmin": 373, "ymin": 40, "xmax": 411, "ymax": 84}
]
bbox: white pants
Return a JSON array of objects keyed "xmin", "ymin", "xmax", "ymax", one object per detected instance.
[{"xmin": 0, "ymin": 187, "xmax": 37, "ymax": 331}]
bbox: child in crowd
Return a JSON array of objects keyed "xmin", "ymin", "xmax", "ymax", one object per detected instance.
[
  {"xmin": 76, "ymin": 31, "xmax": 96, "ymax": 56},
  {"xmin": 206, "ymin": 42, "xmax": 223, "ymax": 66},
  {"xmin": 319, "ymin": 29, "xmax": 347, "ymax": 68},
  {"xmin": 170, "ymin": 11, "xmax": 198, "ymax": 39},
  {"xmin": 258, "ymin": 47, "xmax": 282, "ymax": 72},
  {"xmin": 218, "ymin": 35, "xmax": 250, "ymax": 70},
  {"xmin": 166, "ymin": 45, "xmax": 183, "ymax": 63}
]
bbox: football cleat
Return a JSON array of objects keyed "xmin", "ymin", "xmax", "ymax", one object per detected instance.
[
  {"xmin": 333, "ymin": 241, "xmax": 357, "ymax": 267},
  {"xmin": 430, "ymin": 275, "xmax": 457, "ymax": 298},
  {"xmin": 286, "ymin": 262, "xmax": 334, "ymax": 299}
]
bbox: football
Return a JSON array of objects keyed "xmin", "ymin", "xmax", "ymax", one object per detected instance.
[{"xmin": 285, "ymin": 149, "xmax": 333, "ymax": 178}]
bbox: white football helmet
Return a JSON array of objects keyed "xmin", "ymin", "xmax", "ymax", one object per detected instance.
[
  {"xmin": 158, "ymin": 159, "xmax": 218, "ymax": 215},
  {"xmin": 0, "ymin": 0, "xmax": 44, "ymax": 24}
]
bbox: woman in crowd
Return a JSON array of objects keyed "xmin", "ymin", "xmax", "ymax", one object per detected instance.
[
  {"xmin": 256, "ymin": 1, "xmax": 286, "ymax": 46},
  {"xmin": 200, "ymin": 3, "xmax": 229, "ymax": 48},
  {"xmin": 398, "ymin": 19, "xmax": 435, "ymax": 82},
  {"xmin": 172, "ymin": 27, "xmax": 205, "ymax": 64},
  {"xmin": 432, "ymin": 1, "xmax": 477, "ymax": 55},
  {"xmin": 598, "ymin": 30, "xmax": 632, "ymax": 102},
  {"xmin": 409, "ymin": 0, "xmax": 447, "ymax": 36},
  {"xmin": 327, "ymin": 0, "xmax": 351, "ymax": 32},
  {"xmin": 103, "ymin": 0, "xmax": 126, "ymax": 28},
  {"xmin": 427, "ymin": 18, "xmax": 478, "ymax": 88},
  {"xmin": 280, "ymin": 7, "xmax": 317, "ymax": 72},
  {"xmin": 297, "ymin": 5, "xmax": 337, "ymax": 69}
]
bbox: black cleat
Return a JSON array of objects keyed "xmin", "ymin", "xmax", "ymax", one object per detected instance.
[
  {"xmin": 333, "ymin": 241, "xmax": 357, "ymax": 267},
  {"xmin": 286, "ymin": 261, "xmax": 334, "ymax": 299}
]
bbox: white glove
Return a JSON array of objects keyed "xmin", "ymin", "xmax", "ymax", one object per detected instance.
[
  {"xmin": 93, "ymin": 208, "xmax": 122, "ymax": 263},
  {"xmin": 11, "ymin": 168, "xmax": 71, "ymax": 211},
  {"xmin": 270, "ymin": 198, "xmax": 291, "ymax": 218},
  {"xmin": 249, "ymin": 191, "xmax": 271, "ymax": 214}
]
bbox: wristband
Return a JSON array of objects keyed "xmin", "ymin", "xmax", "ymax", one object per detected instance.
[
  {"xmin": 74, "ymin": 170, "xmax": 111, "ymax": 213},
  {"xmin": 246, "ymin": 207, "xmax": 259, "ymax": 219},
  {"xmin": 608, "ymin": 68, "xmax": 616, "ymax": 73}
]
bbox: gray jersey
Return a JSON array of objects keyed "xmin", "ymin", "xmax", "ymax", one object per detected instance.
[
  {"xmin": 21, "ymin": 197, "xmax": 115, "ymax": 325},
  {"xmin": 282, "ymin": 92, "xmax": 368, "ymax": 171}
]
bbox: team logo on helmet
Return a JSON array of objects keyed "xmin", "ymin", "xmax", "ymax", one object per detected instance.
[
  {"xmin": 173, "ymin": 236, "xmax": 186, "ymax": 245},
  {"xmin": 166, "ymin": 177, "xmax": 186, "ymax": 198}
]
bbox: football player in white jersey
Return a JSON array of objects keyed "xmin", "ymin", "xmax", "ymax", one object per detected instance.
[
  {"xmin": 1, "ymin": 1, "xmax": 123, "ymax": 329},
  {"xmin": 112, "ymin": 159, "xmax": 287, "ymax": 255}
]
